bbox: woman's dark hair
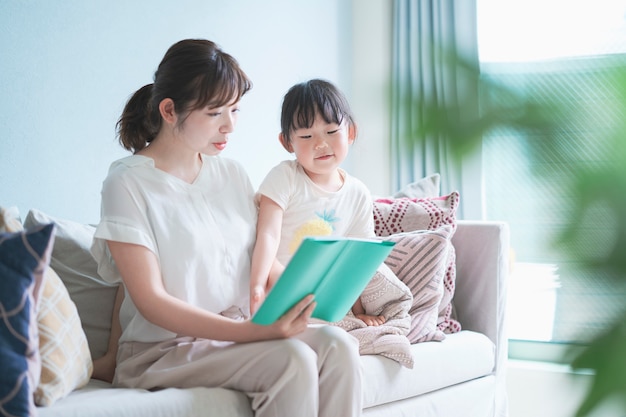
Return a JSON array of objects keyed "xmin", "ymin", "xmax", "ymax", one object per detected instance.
[
  {"xmin": 280, "ymin": 79, "xmax": 356, "ymax": 146},
  {"xmin": 117, "ymin": 39, "xmax": 252, "ymax": 153}
]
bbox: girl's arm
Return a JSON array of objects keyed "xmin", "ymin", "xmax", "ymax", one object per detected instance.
[
  {"xmin": 249, "ymin": 195, "xmax": 285, "ymax": 314},
  {"xmin": 91, "ymin": 284, "xmax": 124, "ymax": 382},
  {"xmin": 107, "ymin": 240, "xmax": 314, "ymax": 342}
]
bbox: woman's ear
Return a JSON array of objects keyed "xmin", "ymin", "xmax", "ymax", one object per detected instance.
[
  {"xmin": 278, "ymin": 133, "xmax": 293, "ymax": 153},
  {"xmin": 158, "ymin": 98, "xmax": 177, "ymax": 125}
]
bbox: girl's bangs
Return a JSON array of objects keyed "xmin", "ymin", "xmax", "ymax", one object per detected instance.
[{"xmin": 292, "ymin": 99, "xmax": 345, "ymax": 131}]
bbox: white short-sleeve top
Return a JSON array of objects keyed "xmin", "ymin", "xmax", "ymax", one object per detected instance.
[
  {"xmin": 91, "ymin": 154, "xmax": 257, "ymax": 343},
  {"xmin": 256, "ymin": 160, "xmax": 374, "ymax": 266}
]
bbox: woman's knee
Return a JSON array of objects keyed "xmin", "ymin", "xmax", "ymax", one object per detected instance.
[
  {"xmin": 315, "ymin": 326, "xmax": 360, "ymax": 364},
  {"xmin": 247, "ymin": 340, "xmax": 319, "ymax": 416},
  {"xmin": 277, "ymin": 339, "xmax": 319, "ymax": 379}
]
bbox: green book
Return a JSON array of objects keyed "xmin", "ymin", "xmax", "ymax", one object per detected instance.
[{"xmin": 252, "ymin": 237, "xmax": 396, "ymax": 325}]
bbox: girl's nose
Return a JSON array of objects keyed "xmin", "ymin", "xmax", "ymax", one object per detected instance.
[{"xmin": 314, "ymin": 139, "xmax": 328, "ymax": 150}]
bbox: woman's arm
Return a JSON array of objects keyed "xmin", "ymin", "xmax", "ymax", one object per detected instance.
[
  {"xmin": 107, "ymin": 240, "xmax": 314, "ymax": 342},
  {"xmin": 249, "ymin": 195, "xmax": 285, "ymax": 314}
]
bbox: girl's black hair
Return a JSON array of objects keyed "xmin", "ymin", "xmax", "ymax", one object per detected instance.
[
  {"xmin": 280, "ymin": 79, "xmax": 356, "ymax": 145},
  {"xmin": 117, "ymin": 39, "xmax": 252, "ymax": 153}
]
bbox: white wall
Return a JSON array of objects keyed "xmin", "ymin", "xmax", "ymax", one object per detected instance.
[
  {"xmin": 348, "ymin": 1, "xmax": 392, "ymax": 197},
  {"xmin": 0, "ymin": 0, "xmax": 356, "ymax": 224}
]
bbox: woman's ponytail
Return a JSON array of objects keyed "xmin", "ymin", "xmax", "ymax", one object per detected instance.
[{"xmin": 116, "ymin": 84, "xmax": 160, "ymax": 153}]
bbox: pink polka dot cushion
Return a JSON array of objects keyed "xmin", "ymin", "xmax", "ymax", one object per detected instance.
[{"xmin": 373, "ymin": 192, "xmax": 461, "ymax": 334}]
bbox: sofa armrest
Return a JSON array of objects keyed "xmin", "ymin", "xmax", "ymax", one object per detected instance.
[{"xmin": 452, "ymin": 220, "xmax": 510, "ymax": 375}]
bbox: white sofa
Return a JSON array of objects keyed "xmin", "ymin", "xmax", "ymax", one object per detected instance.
[{"xmin": 36, "ymin": 219, "xmax": 510, "ymax": 417}]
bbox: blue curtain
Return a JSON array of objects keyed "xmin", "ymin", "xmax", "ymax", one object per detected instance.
[{"xmin": 391, "ymin": 0, "xmax": 479, "ymax": 218}]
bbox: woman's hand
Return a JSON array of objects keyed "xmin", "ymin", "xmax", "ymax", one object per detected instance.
[
  {"xmin": 246, "ymin": 294, "xmax": 316, "ymax": 340},
  {"xmin": 272, "ymin": 294, "xmax": 316, "ymax": 337}
]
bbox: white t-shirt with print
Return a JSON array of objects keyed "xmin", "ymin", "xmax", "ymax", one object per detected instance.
[
  {"xmin": 91, "ymin": 154, "xmax": 257, "ymax": 343},
  {"xmin": 256, "ymin": 160, "xmax": 374, "ymax": 266}
]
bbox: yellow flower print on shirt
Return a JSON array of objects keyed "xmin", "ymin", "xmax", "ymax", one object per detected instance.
[{"xmin": 289, "ymin": 209, "xmax": 339, "ymax": 254}]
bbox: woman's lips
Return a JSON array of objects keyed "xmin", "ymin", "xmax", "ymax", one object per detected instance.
[{"xmin": 214, "ymin": 142, "xmax": 227, "ymax": 151}]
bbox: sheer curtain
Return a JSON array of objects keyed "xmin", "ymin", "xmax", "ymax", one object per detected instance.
[{"xmin": 391, "ymin": 0, "xmax": 480, "ymax": 219}]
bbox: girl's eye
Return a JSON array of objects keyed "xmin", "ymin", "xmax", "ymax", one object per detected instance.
[
  {"xmin": 298, "ymin": 135, "xmax": 312, "ymax": 139},
  {"xmin": 327, "ymin": 129, "xmax": 339, "ymax": 135}
]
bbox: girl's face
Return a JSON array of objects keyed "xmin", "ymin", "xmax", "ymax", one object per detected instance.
[
  {"xmin": 176, "ymin": 102, "xmax": 240, "ymax": 156},
  {"xmin": 282, "ymin": 114, "xmax": 356, "ymax": 184}
]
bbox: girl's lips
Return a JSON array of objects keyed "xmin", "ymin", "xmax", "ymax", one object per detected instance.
[{"xmin": 315, "ymin": 154, "xmax": 334, "ymax": 160}]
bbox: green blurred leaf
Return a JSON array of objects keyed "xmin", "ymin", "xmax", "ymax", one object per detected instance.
[
  {"xmin": 570, "ymin": 317, "xmax": 626, "ymax": 417},
  {"xmin": 406, "ymin": 49, "xmax": 626, "ymax": 416}
]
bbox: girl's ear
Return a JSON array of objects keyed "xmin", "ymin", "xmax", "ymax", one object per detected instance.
[
  {"xmin": 347, "ymin": 123, "xmax": 357, "ymax": 144},
  {"xmin": 278, "ymin": 133, "xmax": 293, "ymax": 153},
  {"xmin": 159, "ymin": 98, "xmax": 177, "ymax": 125}
]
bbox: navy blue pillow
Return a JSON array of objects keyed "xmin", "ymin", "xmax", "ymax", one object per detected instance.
[{"xmin": 0, "ymin": 223, "xmax": 54, "ymax": 417}]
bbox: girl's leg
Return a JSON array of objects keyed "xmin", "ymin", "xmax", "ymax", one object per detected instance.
[
  {"xmin": 115, "ymin": 337, "xmax": 320, "ymax": 417},
  {"xmin": 297, "ymin": 325, "xmax": 363, "ymax": 417}
]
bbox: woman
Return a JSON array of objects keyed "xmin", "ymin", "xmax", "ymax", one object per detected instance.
[{"xmin": 90, "ymin": 39, "xmax": 362, "ymax": 417}]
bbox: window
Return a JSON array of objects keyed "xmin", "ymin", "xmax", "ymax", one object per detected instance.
[{"xmin": 478, "ymin": 0, "xmax": 626, "ymax": 359}]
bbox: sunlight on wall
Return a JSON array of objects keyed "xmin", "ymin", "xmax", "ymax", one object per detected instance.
[
  {"xmin": 507, "ymin": 262, "xmax": 560, "ymax": 341},
  {"xmin": 478, "ymin": 0, "xmax": 626, "ymax": 62}
]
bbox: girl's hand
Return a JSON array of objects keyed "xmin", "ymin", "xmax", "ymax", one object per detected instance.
[{"xmin": 250, "ymin": 285, "xmax": 266, "ymax": 315}]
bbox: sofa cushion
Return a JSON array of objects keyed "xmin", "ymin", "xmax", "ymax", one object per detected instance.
[
  {"xmin": 34, "ymin": 266, "xmax": 93, "ymax": 405},
  {"xmin": 39, "ymin": 332, "xmax": 495, "ymax": 417},
  {"xmin": 373, "ymin": 192, "xmax": 458, "ymax": 236},
  {"xmin": 0, "ymin": 223, "xmax": 53, "ymax": 416},
  {"xmin": 361, "ymin": 330, "xmax": 495, "ymax": 408},
  {"xmin": 382, "ymin": 226, "xmax": 453, "ymax": 343},
  {"xmin": 2, "ymin": 207, "xmax": 94, "ymax": 405},
  {"xmin": 392, "ymin": 173, "xmax": 441, "ymax": 199},
  {"xmin": 24, "ymin": 209, "xmax": 119, "ymax": 359},
  {"xmin": 37, "ymin": 380, "xmax": 254, "ymax": 417},
  {"xmin": 0, "ymin": 206, "xmax": 23, "ymax": 232},
  {"xmin": 373, "ymin": 192, "xmax": 461, "ymax": 334}
]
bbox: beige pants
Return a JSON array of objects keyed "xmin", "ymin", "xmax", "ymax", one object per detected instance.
[{"xmin": 114, "ymin": 325, "xmax": 363, "ymax": 417}]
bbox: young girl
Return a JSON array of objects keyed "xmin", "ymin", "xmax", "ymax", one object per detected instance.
[
  {"xmin": 91, "ymin": 40, "xmax": 362, "ymax": 417},
  {"xmin": 250, "ymin": 79, "xmax": 385, "ymax": 326}
]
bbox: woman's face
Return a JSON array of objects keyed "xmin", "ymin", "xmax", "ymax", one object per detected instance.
[{"xmin": 176, "ymin": 102, "xmax": 241, "ymax": 156}]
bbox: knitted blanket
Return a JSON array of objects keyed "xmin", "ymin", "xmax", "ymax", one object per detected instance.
[{"xmin": 333, "ymin": 264, "xmax": 414, "ymax": 368}]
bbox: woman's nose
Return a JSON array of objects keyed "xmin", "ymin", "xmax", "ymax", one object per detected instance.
[{"xmin": 220, "ymin": 113, "xmax": 235, "ymax": 133}]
